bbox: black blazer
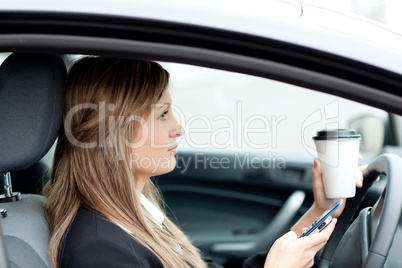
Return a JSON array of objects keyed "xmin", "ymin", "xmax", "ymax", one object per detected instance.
[{"xmin": 61, "ymin": 208, "xmax": 266, "ymax": 268}]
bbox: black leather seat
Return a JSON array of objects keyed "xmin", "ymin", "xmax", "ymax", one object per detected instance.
[{"xmin": 0, "ymin": 53, "xmax": 66, "ymax": 268}]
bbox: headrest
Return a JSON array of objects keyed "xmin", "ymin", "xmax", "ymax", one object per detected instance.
[{"xmin": 0, "ymin": 53, "xmax": 66, "ymax": 173}]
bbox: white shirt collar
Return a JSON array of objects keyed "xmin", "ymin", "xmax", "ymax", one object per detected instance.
[
  {"xmin": 140, "ymin": 193, "xmax": 164, "ymax": 227},
  {"xmin": 114, "ymin": 195, "xmax": 181, "ymax": 253},
  {"xmin": 112, "ymin": 194, "xmax": 164, "ymax": 234}
]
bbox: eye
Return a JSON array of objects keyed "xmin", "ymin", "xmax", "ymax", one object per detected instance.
[{"xmin": 159, "ymin": 111, "xmax": 168, "ymax": 121}]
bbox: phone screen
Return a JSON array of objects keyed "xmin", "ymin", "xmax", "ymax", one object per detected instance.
[{"xmin": 300, "ymin": 199, "xmax": 343, "ymax": 238}]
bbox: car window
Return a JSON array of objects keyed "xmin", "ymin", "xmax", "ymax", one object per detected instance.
[
  {"xmin": 161, "ymin": 62, "xmax": 387, "ymax": 158},
  {"xmin": 0, "ymin": 53, "xmax": 10, "ymax": 65},
  {"xmin": 1, "ymin": 53, "xmax": 386, "ymax": 161}
]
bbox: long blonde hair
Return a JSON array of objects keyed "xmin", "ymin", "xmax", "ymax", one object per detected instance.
[{"xmin": 43, "ymin": 57, "xmax": 207, "ymax": 268}]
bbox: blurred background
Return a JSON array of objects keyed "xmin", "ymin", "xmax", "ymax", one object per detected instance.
[{"xmin": 306, "ymin": 0, "xmax": 402, "ymax": 32}]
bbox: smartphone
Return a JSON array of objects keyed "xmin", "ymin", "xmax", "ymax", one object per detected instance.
[{"xmin": 300, "ymin": 199, "xmax": 343, "ymax": 238}]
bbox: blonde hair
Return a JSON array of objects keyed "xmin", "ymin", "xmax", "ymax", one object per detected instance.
[{"xmin": 43, "ymin": 57, "xmax": 207, "ymax": 268}]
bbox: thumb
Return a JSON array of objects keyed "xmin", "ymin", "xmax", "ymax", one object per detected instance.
[{"xmin": 301, "ymin": 218, "xmax": 337, "ymax": 249}]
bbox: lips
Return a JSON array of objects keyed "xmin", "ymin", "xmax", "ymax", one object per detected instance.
[{"xmin": 168, "ymin": 145, "xmax": 178, "ymax": 155}]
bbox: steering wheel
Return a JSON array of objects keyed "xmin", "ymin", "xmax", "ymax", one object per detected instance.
[{"xmin": 316, "ymin": 154, "xmax": 402, "ymax": 268}]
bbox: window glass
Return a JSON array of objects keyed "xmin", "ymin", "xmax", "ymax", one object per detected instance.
[
  {"xmin": 161, "ymin": 62, "xmax": 387, "ymax": 157},
  {"xmin": 0, "ymin": 53, "xmax": 11, "ymax": 65}
]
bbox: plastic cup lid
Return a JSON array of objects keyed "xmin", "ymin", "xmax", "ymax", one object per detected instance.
[{"xmin": 312, "ymin": 129, "xmax": 361, "ymax": 140}]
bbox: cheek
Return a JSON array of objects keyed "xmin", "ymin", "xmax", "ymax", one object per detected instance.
[
  {"xmin": 130, "ymin": 147, "xmax": 177, "ymax": 176},
  {"xmin": 130, "ymin": 134, "xmax": 170, "ymax": 166},
  {"xmin": 132, "ymin": 123, "xmax": 150, "ymax": 145},
  {"xmin": 152, "ymin": 123, "xmax": 170, "ymax": 145},
  {"xmin": 128, "ymin": 120, "xmax": 176, "ymax": 175}
]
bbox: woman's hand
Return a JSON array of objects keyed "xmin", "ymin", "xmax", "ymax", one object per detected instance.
[
  {"xmin": 291, "ymin": 156, "xmax": 367, "ymax": 237},
  {"xmin": 264, "ymin": 219, "xmax": 337, "ymax": 268},
  {"xmin": 311, "ymin": 156, "xmax": 365, "ymax": 218}
]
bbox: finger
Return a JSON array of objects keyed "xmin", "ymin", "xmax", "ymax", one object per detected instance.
[
  {"xmin": 356, "ymin": 165, "xmax": 368, "ymax": 188},
  {"xmin": 316, "ymin": 218, "xmax": 337, "ymax": 239},
  {"xmin": 358, "ymin": 164, "xmax": 368, "ymax": 172},
  {"xmin": 358, "ymin": 154, "xmax": 363, "ymax": 161},
  {"xmin": 312, "ymin": 159, "xmax": 324, "ymax": 191},
  {"xmin": 305, "ymin": 257, "xmax": 315, "ymax": 268},
  {"xmin": 301, "ymin": 219, "xmax": 337, "ymax": 249},
  {"xmin": 356, "ymin": 165, "xmax": 367, "ymax": 188},
  {"xmin": 309, "ymin": 240, "xmax": 328, "ymax": 254},
  {"xmin": 355, "ymin": 168, "xmax": 364, "ymax": 188},
  {"xmin": 358, "ymin": 164, "xmax": 381, "ymax": 183}
]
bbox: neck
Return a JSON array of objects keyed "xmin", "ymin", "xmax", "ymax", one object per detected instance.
[{"xmin": 135, "ymin": 174, "xmax": 148, "ymax": 196}]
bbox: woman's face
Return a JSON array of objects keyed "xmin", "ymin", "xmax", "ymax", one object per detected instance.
[{"xmin": 130, "ymin": 91, "xmax": 184, "ymax": 183}]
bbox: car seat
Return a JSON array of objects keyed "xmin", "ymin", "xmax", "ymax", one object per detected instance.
[{"xmin": 0, "ymin": 53, "xmax": 66, "ymax": 268}]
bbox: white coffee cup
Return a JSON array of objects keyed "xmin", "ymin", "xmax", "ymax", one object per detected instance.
[{"xmin": 313, "ymin": 129, "xmax": 361, "ymax": 198}]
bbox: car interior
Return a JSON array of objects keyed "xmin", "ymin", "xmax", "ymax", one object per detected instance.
[
  {"xmin": 0, "ymin": 41, "xmax": 401, "ymax": 268},
  {"xmin": 0, "ymin": 53, "xmax": 66, "ymax": 268}
]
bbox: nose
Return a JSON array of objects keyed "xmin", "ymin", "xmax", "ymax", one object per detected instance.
[
  {"xmin": 178, "ymin": 125, "xmax": 184, "ymax": 137},
  {"xmin": 171, "ymin": 124, "xmax": 184, "ymax": 138},
  {"xmin": 170, "ymin": 118, "xmax": 184, "ymax": 138}
]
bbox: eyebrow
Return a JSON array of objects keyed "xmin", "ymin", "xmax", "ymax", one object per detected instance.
[{"xmin": 156, "ymin": 103, "xmax": 171, "ymax": 111}]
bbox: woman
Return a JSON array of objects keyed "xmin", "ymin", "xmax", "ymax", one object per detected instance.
[{"xmin": 43, "ymin": 57, "xmax": 362, "ymax": 268}]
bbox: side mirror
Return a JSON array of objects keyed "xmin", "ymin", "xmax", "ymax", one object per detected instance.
[{"xmin": 348, "ymin": 115, "xmax": 385, "ymax": 155}]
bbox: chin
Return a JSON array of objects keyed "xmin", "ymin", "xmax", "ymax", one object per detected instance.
[{"xmin": 151, "ymin": 159, "xmax": 177, "ymax": 176}]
